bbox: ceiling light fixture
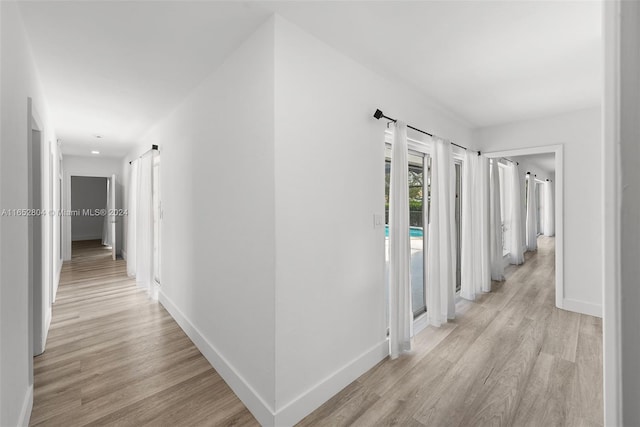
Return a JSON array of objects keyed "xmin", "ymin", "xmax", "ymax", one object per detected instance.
[
  {"xmin": 95, "ymin": 135, "xmax": 102, "ymax": 139},
  {"xmin": 91, "ymin": 150, "xmax": 100, "ymax": 155}
]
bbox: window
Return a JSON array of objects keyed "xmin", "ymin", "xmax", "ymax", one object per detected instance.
[{"xmin": 385, "ymin": 145, "xmax": 430, "ymax": 318}]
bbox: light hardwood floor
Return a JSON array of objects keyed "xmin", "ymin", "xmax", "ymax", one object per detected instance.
[
  {"xmin": 31, "ymin": 240, "xmax": 258, "ymax": 426},
  {"xmin": 298, "ymin": 236, "xmax": 603, "ymax": 427},
  {"xmin": 33, "ymin": 237, "xmax": 602, "ymax": 426}
]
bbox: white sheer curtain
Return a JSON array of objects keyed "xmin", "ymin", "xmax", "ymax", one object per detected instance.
[
  {"xmin": 126, "ymin": 160, "xmax": 138, "ymax": 277},
  {"xmin": 508, "ymin": 163, "xmax": 524, "ymax": 264},
  {"xmin": 478, "ymin": 156, "xmax": 491, "ymax": 292},
  {"xmin": 388, "ymin": 121, "xmax": 412, "ymax": 359},
  {"xmin": 489, "ymin": 160, "xmax": 505, "ymax": 281},
  {"xmin": 525, "ymin": 174, "xmax": 538, "ymax": 251},
  {"xmin": 102, "ymin": 178, "xmax": 112, "ymax": 247},
  {"xmin": 543, "ymin": 181, "xmax": 555, "ymax": 236},
  {"xmin": 461, "ymin": 152, "xmax": 491, "ymax": 300},
  {"xmin": 426, "ymin": 138, "xmax": 455, "ymax": 327},
  {"xmin": 136, "ymin": 151, "xmax": 157, "ymax": 299}
]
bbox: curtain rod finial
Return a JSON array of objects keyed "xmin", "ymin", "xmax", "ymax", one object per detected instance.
[
  {"xmin": 373, "ymin": 109, "xmax": 383, "ymax": 120},
  {"xmin": 477, "ymin": 151, "xmax": 481, "ymax": 156}
]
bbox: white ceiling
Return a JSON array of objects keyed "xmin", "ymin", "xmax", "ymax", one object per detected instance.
[
  {"xmin": 512, "ymin": 153, "xmax": 556, "ymax": 176},
  {"xmin": 18, "ymin": 1, "xmax": 602, "ymax": 158}
]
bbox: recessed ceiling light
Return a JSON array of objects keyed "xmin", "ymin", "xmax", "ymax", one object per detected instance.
[
  {"xmin": 91, "ymin": 150, "xmax": 100, "ymax": 155},
  {"xmin": 95, "ymin": 135, "xmax": 102, "ymax": 139}
]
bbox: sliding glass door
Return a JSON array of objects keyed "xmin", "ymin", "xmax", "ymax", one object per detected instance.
[{"xmin": 385, "ymin": 147, "xmax": 429, "ymax": 318}]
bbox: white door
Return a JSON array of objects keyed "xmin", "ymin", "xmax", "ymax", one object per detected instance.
[{"xmin": 110, "ymin": 174, "xmax": 116, "ymax": 260}]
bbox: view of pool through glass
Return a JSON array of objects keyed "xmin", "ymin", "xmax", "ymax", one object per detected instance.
[{"xmin": 385, "ymin": 224, "xmax": 424, "ymax": 238}]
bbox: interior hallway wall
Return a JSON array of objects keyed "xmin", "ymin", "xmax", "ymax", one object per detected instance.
[
  {"xmin": 0, "ymin": 2, "xmax": 60, "ymax": 425},
  {"xmin": 125, "ymin": 16, "xmax": 278, "ymax": 419},
  {"xmin": 476, "ymin": 107, "xmax": 602, "ymax": 316},
  {"xmin": 123, "ymin": 14, "xmax": 475, "ymax": 426},
  {"xmin": 272, "ymin": 16, "xmax": 474, "ymax": 423}
]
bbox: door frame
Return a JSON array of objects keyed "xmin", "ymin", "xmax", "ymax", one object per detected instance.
[
  {"xmin": 64, "ymin": 173, "xmax": 118, "ymax": 259},
  {"xmin": 27, "ymin": 98, "xmax": 47, "ymax": 361}
]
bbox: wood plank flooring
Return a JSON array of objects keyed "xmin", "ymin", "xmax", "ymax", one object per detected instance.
[
  {"xmin": 31, "ymin": 240, "xmax": 258, "ymax": 427},
  {"xmin": 33, "ymin": 237, "xmax": 602, "ymax": 426},
  {"xmin": 298, "ymin": 236, "xmax": 603, "ymax": 427}
]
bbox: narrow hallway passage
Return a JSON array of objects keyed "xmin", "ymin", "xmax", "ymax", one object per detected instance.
[
  {"xmin": 299, "ymin": 236, "xmax": 603, "ymax": 427},
  {"xmin": 31, "ymin": 240, "xmax": 257, "ymax": 426}
]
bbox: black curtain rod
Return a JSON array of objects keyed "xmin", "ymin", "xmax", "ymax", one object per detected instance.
[
  {"xmin": 373, "ymin": 109, "xmax": 468, "ymax": 151},
  {"xmin": 526, "ymin": 172, "xmax": 552, "ymax": 182},
  {"xmin": 129, "ymin": 144, "xmax": 158, "ymax": 165},
  {"xmin": 496, "ymin": 157, "xmax": 519, "ymax": 166}
]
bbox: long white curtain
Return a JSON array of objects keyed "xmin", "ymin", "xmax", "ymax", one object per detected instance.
[
  {"xmin": 525, "ymin": 174, "xmax": 538, "ymax": 251},
  {"xmin": 478, "ymin": 156, "xmax": 491, "ymax": 292},
  {"xmin": 543, "ymin": 181, "xmax": 555, "ymax": 236},
  {"xmin": 126, "ymin": 160, "xmax": 138, "ymax": 277},
  {"xmin": 102, "ymin": 178, "xmax": 112, "ymax": 247},
  {"xmin": 388, "ymin": 121, "xmax": 412, "ymax": 359},
  {"xmin": 489, "ymin": 160, "xmax": 505, "ymax": 281},
  {"xmin": 126, "ymin": 152, "xmax": 157, "ymax": 300},
  {"xmin": 426, "ymin": 138, "xmax": 456, "ymax": 327},
  {"xmin": 136, "ymin": 151, "xmax": 157, "ymax": 299},
  {"xmin": 508, "ymin": 163, "xmax": 524, "ymax": 264},
  {"xmin": 461, "ymin": 152, "xmax": 491, "ymax": 300}
]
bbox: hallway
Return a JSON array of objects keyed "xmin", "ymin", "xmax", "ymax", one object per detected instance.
[
  {"xmin": 299, "ymin": 236, "xmax": 603, "ymax": 426},
  {"xmin": 31, "ymin": 240, "xmax": 257, "ymax": 426}
]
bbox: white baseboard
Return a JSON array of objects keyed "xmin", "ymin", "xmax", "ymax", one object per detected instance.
[
  {"xmin": 53, "ymin": 261, "xmax": 62, "ymax": 303},
  {"xmin": 159, "ymin": 289, "xmax": 389, "ymax": 427},
  {"xmin": 413, "ymin": 313, "xmax": 430, "ymax": 336},
  {"xmin": 43, "ymin": 305, "xmax": 52, "ymax": 349},
  {"xmin": 17, "ymin": 385, "xmax": 33, "ymax": 427},
  {"xmin": 561, "ymin": 298, "xmax": 602, "ymax": 318},
  {"xmin": 158, "ymin": 290, "xmax": 275, "ymax": 426},
  {"xmin": 274, "ymin": 339, "xmax": 388, "ymax": 426}
]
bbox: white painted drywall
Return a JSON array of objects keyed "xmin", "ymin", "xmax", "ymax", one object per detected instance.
[
  {"xmin": 619, "ymin": 0, "xmax": 640, "ymax": 424},
  {"xmin": 70, "ymin": 176, "xmax": 107, "ymax": 241},
  {"xmin": 63, "ymin": 155, "xmax": 123, "ymax": 259},
  {"xmin": 0, "ymin": 3, "xmax": 60, "ymax": 425},
  {"xmin": 476, "ymin": 108, "xmax": 602, "ymax": 315},
  {"xmin": 127, "ymin": 16, "xmax": 277, "ymax": 416},
  {"xmin": 272, "ymin": 16, "xmax": 474, "ymax": 423},
  {"xmin": 122, "ymin": 15, "xmax": 474, "ymax": 425}
]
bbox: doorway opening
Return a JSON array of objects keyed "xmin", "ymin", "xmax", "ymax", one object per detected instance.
[
  {"xmin": 485, "ymin": 145, "xmax": 562, "ymax": 308},
  {"xmin": 69, "ymin": 175, "xmax": 118, "ymax": 259}
]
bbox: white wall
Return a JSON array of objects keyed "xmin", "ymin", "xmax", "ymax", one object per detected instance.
[
  {"xmin": 476, "ymin": 107, "xmax": 602, "ymax": 316},
  {"xmin": 129, "ymin": 16, "xmax": 277, "ymax": 420},
  {"xmin": 122, "ymin": 14, "xmax": 474, "ymax": 426},
  {"xmin": 272, "ymin": 16, "xmax": 474, "ymax": 424},
  {"xmin": 70, "ymin": 176, "xmax": 107, "ymax": 241},
  {"xmin": 0, "ymin": 2, "xmax": 60, "ymax": 425},
  {"xmin": 63, "ymin": 155, "xmax": 123, "ymax": 259}
]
